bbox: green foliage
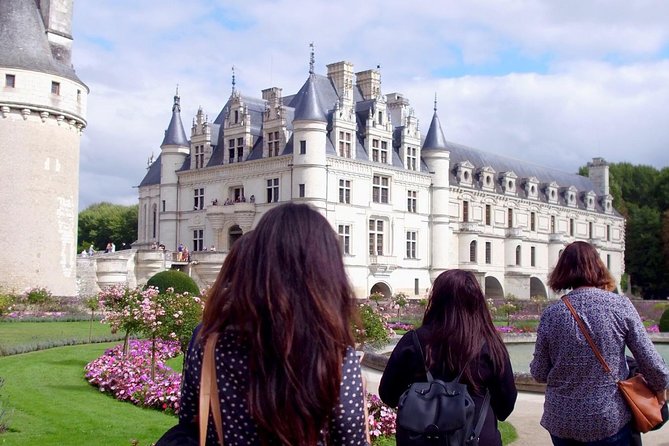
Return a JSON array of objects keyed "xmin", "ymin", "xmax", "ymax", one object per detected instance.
[
  {"xmin": 152, "ymin": 290, "xmax": 204, "ymax": 352},
  {"xmin": 146, "ymin": 270, "xmax": 200, "ymax": 295},
  {"xmin": 24, "ymin": 287, "xmax": 52, "ymax": 305},
  {"xmin": 0, "ymin": 293, "xmax": 15, "ymax": 317},
  {"xmin": 499, "ymin": 294, "xmax": 520, "ymax": 326},
  {"xmin": 369, "ymin": 291, "xmax": 384, "ymax": 307},
  {"xmin": 659, "ymin": 308, "xmax": 669, "ymax": 333},
  {"xmin": 77, "ymin": 202, "xmax": 138, "ymax": 253},
  {"xmin": 391, "ymin": 292, "xmax": 409, "ymax": 318},
  {"xmin": 0, "ymin": 376, "xmax": 11, "ymax": 433},
  {"xmin": 355, "ymin": 304, "xmax": 391, "ymax": 347}
]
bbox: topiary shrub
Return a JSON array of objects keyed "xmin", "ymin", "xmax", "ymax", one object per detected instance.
[
  {"xmin": 659, "ymin": 308, "xmax": 669, "ymax": 333},
  {"xmin": 146, "ymin": 270, "xmax": 199, "ymax": 295}
]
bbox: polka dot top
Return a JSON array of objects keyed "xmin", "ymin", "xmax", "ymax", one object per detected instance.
[{"xmin": 179, "ymin": 327, "xmax": 369, "ymax": 445}]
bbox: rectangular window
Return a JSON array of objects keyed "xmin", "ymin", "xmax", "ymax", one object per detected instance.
[
  {"xmin": 406, "ymin": 231, "xmax": 417, "ymax": 259},
  {"xmin": 508, "ymin": 208, "xmax": 513, "ymax": 228},
  {"xmin": 338, "ymin": 224, "xmax": 351, "ymax": 255},
  {"xmin": 551, "ymin": 216, "xmax": 556, "ymax": 233},
  {"xmin": 232, "ymin": 186, "xmax": 244, "ymax": 202},
  {"xmin": 607, "ymin": 254, "xmax": 611, "ymax": 270},
  {"xmin": 485, "ymin": 242, "xmax": 492, "ymax": 264},
  {"xmin": 228, "ymin": 139, "xmax": 235, "ymax": 163},
  {"xmin": 407, "ymin": 190, "xmax": 417, "ymax": 213},
  {"xmin": 531, "ymin": 246, "xmax": 536, "ymax": 267},
  {"xmin": 51, "ymin": 81, "xmax": 60, "ymax": 95},
  {"xmin": 589, "ymin": 222, "xmax": 593, "ymax": 238},
  {"xmin": 236, "ymin": 137, "xmax": 244, "ymax": 162},
  {"xmin": 368, "ymin": 219, "xmax": 384, "ymax": 255},
  {"xmin": 606, "ymin": 224, "xmax": 611, "ymax": 241},
  {"xmin": 268, "ymin": 131, "xmax": 280, "ymax": 157},
  {"xmin": 162, "ymin": 200, "xmax": 165, "ymax": 212},
  {"xmin": 372, "ymin": 175, "xmax": 389, "ymax": 204},
  {"xmin": 339, "ymin": 179, "xmax": 351, "ymax": 204},
  {"xmin": 372, "ymin": 139, "xmax": 379, "ymax": 162},
  {"xmin": 570, "ymin": 218, "xmax": 575, "ymax": 236},
  {"xmin": 266, "ymin": 178, "xmax": 279, "ymax": 203},
  {"xmin": 193, "ymin": 229, "xmax": 204, "ymax": 252},
  {"xmin": 485, "ymin": 205, "xmax": 491, "ymax": 226},
  {"xmin": 414, "ymin": 278, "xmax": 419, "ymax": 296},
  {"xmin": 338, "ymin": 131, "xmax": 352, "ymax": 158},
  {"xmin": 193, "ymin": 188, "xmax": 204, "ymax": 210},
  {"xmin": 194, "ymin": 145, "xmax": 205, "ymax": 169},
  {"xmin": 530, "ymin": 212, "xmax": 536, "ymax": 231},
  {"xmin": 463, "ymin": 201, "xmax": 469, "ymax": 222},
  {"xmin": 5, "ymin": 74, "xmax": 15, "ymax": 88},
  {"xmin": 298, "ymin": 184, "xmax": 305, "ymax": 198},
  {"xmin": 300, "ymin": 140, "xmax": 307, "ymax": 155},
  {"xmin": 380, "ymin": 141, "xmax": 388, "ymax": 163},
  {"xmin": 406, "ymin": 146, "xmax": 417, "ymax": 171}
]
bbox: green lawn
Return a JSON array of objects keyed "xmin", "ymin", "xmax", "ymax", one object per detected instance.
[
  {"xmin": 0, "ymin": 343, "xmax": 175, "ymax": 446},
  {"xmin": 0, "ymin": 321, "xmax": 123, "ymax": 355}
]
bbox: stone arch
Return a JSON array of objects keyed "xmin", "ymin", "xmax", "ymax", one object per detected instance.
[
  {"xmin": 530, "ymin": 276, "xmax": 547, "ymax": 298},
  {"xmin": 228, "ymin": 225, "xmax": 243, "ymax": 249},
  {"xmin": 370, "ymin": 282, "xmax": 392, "ymax": 300},
  {"xmin": 484, "ymin": 275, "xmax": 504, "ymax": 299}
]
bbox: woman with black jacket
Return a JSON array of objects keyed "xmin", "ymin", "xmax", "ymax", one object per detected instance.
[{"xmin": 379, "ymin": 269, "xmax": 517, "ymax": 446}]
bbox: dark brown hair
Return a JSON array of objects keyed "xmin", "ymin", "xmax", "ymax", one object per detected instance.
[
  {"xmin": 548, "ymin": 241, "xmax": 615, "ymax": 292},
  {"xmin": 199, "ymin": 203, "xmax": 355, "ymax": 445},
  {"xmin": 422, "ymin": 269, "xmax": 509, "ymax": 392}
]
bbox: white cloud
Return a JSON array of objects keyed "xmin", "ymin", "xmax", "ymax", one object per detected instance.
[{"xmin": 71, "ymin": 0, "xmax": 669, "ymax": 208}]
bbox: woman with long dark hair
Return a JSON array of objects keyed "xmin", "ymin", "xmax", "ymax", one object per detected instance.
[
  {"xmin": 531, "ymin": 241, "xmax": 668, "ymax": 445},
  {"xmin": 178, "ymin": 203, "xmax": 368, "ymax": 445},
  {"xmin": 379, "ymin": 269, "xmax": 517, "ymax": 445}
]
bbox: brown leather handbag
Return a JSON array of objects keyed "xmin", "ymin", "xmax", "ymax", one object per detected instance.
[{"xmin": 562, "ymin": 296, "xmax": 665, "ymax": 433}]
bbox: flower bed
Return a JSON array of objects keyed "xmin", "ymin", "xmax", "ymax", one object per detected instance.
[{"xmin": 84, "ymin": 339, "xmax": 182, "ymax": 413}]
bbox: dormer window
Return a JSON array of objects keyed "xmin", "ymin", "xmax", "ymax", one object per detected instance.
[
  {"xmin": 562, "ymin": 186, "xmax": 578, "ymax": 207},
  {"xmin": 544, "ymin": 182, "xmax": 559, "ymax": 204},
  {"xmin": 456, "ymin": 161, "xmax": 474, "ymax": 186},
  {"xmin": 234, "ymin": 110, "xmax": 239, "ymax": 124},
  {"xmin": 478, "ymin": 166, "xmax": 496, "ymax": 191},
  {"xmin": 501, "ymin": 171, "xmax": 517, "ymax": 195},
  {"xmin": 585, "ymin": 191, "xmax": 597, "ymax": 211},
  {"xmin": 602, "ymin": 194, "xmax": 614, "ymax": 214},
  {"xmin": 524, "ymin": 176, "xmax": 539, "ymax": 200}
]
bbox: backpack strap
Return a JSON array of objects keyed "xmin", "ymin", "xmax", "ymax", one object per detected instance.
[
  {"xmin": 471, "ymin": 390, "xmax": 491, "ymax": 443},
  {"xmin": 411, "ymin": 330, "xmax": 435, "ymax": 382}
]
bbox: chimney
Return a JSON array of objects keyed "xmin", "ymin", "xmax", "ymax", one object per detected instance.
[
  {"xmin": 356, "ymin": 69, "xmax": 381, "ymax": 101},
  {"xmin": 587, "ymin": 157, "xmax": 610, "ymax": 196},
  {"xmin": 38, "ymin": 0, "xmax": 74, "ymax": 65},
  {"xmin": 326, "ymin": 61, "xmax": 354, "ymax": 103}
]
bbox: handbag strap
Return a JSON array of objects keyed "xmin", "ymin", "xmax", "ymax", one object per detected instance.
[
  {"xmin": 199, "ymin": 333, "xmax": 224, "ymax": 446},
  {"xmin": 561, "ymin": 295, "xmax": 612, "ymax": 375}
]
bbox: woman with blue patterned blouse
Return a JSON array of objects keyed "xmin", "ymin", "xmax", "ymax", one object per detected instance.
[{"xmin": 531, "ymin": 241, "xmax": 669, "ymax": 445}]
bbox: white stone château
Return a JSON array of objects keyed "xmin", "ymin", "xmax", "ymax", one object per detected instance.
[
  {"xmin": 0, "ymin": 0, "xmax": 88, "ymax": 296},
  {"xmin": 137, "ymin": 60, "xmax": 624, "ymax": 299}
]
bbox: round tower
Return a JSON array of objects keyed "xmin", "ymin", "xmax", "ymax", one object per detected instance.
[
  {"xmin": 291, "ymin": 74, "xmax": 328, "ymax": 212},
  {"xmin": 421, "ymin": 102, "xmax": 451, "ymax": 281},
  {"xmin": 0, "ymin": 0, "xmax": 88, "ymax": 296}
]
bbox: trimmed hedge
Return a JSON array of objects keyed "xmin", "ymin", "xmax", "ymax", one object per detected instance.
[
  {"xmin": 660, "ymin": 308, "xmax": 669, "ymax": 333},
  {"xmin": 146, "ymin": 270, "xmax": 200, "ymax": 295}
]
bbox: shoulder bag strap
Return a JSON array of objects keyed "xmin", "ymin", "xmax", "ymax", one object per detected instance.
[
  {"xmin": 199, "ymin": 333, "xmax": 224, "ymax": 446},
  {"xmin": 411, "ymin": 330, "xmax": 434, "ymax": 381},
  {"xmin": 561, "ymin": 295, "xmax": 612, "ymax": 375},
  {"xmin": 471, "ymin": 390, "xmax": 491, "ymax": 442}
]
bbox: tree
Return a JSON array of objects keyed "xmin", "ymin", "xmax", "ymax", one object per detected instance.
[{"xmin": 77, "ymin": 202, "xmax": 138, "ymax": 252}]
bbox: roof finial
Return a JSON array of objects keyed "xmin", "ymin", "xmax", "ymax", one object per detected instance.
[
  {"xmin": 173, "ymin": 84, "xmax": 181, "ymax": 111},
  {"xmin": 231, "ymin": 66, "xmax": 236, "ymax": 94},
  {"xmin": 434, "ymin": 92, "xmax": 438, "ymax": 112},
  {"xmin": 309, "ymin": 42, "xmax": 315, "ymax": 75}
]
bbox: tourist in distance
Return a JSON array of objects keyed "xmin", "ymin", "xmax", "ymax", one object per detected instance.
[
  {"xmin": 379, "ymin": 269, "xmax": 518, "ymax": 446},
  {"xmin": 179, "ymin": 203, "xmax": 369, "ymax": 445},
  {"xmin": 531, "ymin": 241, "xmax": 669, "ymax": 445}
]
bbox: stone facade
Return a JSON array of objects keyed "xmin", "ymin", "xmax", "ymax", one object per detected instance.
[
  {"xmin": 135, "ymin": 60, "xmax": 625, "ymax": 300},
  {"xmin": 0, "ymin": 0, "xmax": 87, "ymax": 296}
]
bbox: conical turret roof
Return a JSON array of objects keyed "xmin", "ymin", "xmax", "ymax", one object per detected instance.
[
  {"xmin": 161, "ymin": 94, "xmax": 189, "ymax": 147},
  {"xmin": 423, "ymin": 109, "xmax": 448, "ymax": 151},
  {"xmin": 292, "ymin": 74, "xmax": 327, "ymax": 122}
]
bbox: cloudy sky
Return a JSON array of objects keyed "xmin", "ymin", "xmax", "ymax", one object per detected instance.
[{"xmin": 71, "ymin": 0, "xmax": 669, "ymax": 209}]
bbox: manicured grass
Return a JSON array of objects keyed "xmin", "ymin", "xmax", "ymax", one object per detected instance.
[
  {"xmin": 0, "ymin": 321, "xmax": 123, "ymax": 355},
  {"xmin": 0, "ymin": 342, "xmax": 176, "ymax": 446},
  {"xmin": 373, "ymin": 421, "xmax": 516, "ymax": 445}
]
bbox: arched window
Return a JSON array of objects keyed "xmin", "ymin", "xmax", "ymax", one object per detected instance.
[
  {"xmin": 152, "ymin": 204, "xmax": 157, "ymax": 239},
  {"xmin": 469, "ymin": 240, "xmax": 477, "ymax": 262},
  {"xmin": 143, "ymin": 204, "xmax": 148, "ymax": 240},
  {"xmin": 515, "ymin": 245, "xmax": 521, "ymax": 266}
]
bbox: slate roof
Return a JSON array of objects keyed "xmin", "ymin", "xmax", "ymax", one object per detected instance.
[
  {"xmin": 139, "ymin": 154, "xmax": 161, "ymax": 187},
  {"xmin": 161, "ymin": 95, "xmax": 189, "ymax": 147},
  {"xmin": 423, "ymin": 111, "xmax": 448, "ymax": 151},
  {"xmin": 0, "ymin": 0, "xmax": 84, "ymax": 84},
  {"xmin": 291, "ymin": 74, "xmax": 327, "ymax": 122}
]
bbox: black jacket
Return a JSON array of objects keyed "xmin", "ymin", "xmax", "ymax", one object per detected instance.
[{"xmin": 379, "ymin": 327, "xmax": 517, "ymax": 446}]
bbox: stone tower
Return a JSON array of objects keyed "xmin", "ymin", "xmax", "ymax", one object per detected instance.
[{"xmin": 0, "ymin": 0, "xmax": 88, "ymax": 296}]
